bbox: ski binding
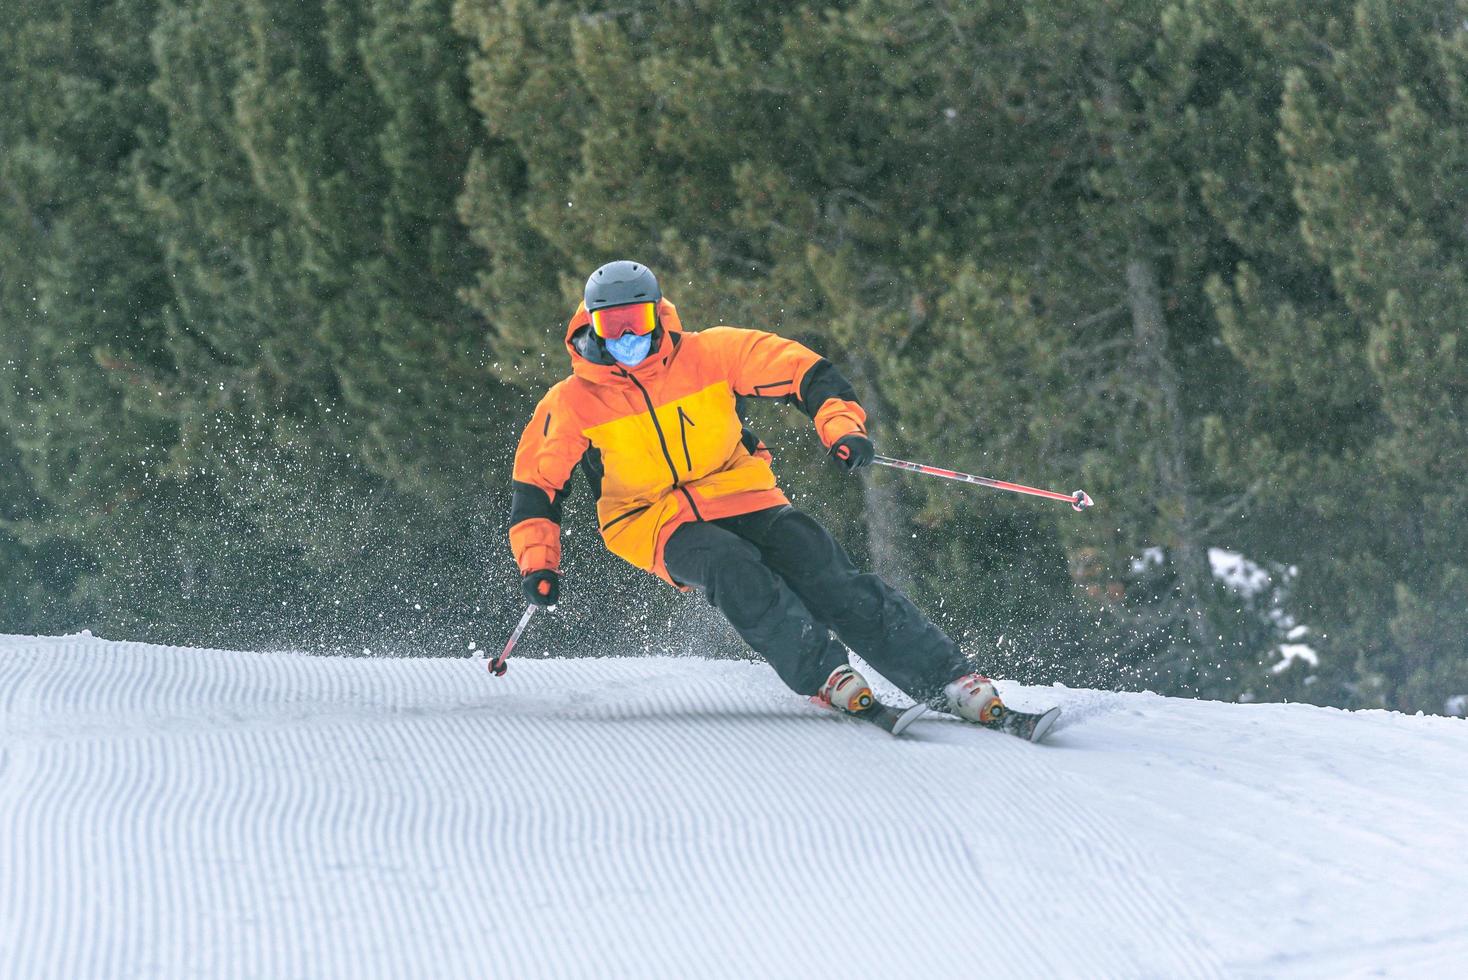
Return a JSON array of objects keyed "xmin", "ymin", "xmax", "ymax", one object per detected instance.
[
  {"xmin": 817, "ymin": 695, "xmax": 928, "ymax": 736},
  {"xmin": 981, "ymin": 705, "xmax": 1061, "ymax": 743}
]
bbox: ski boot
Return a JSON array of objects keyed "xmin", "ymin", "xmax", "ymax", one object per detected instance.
[
  {"xmin": 815, "ymin": 665, "xmax": 876, "ymax": 714},
  {"xmin": 943, "ymin": 672, "xmax": 1006, "ymax": 724},
  {"xmin": 814, "ymin": 665, "xmax": 927, "ymax": 734},
  {"xmin": 943, "ymin": 672, "xmax": 1061, "ymax": 743}
]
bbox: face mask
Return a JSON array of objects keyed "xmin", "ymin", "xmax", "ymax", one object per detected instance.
[{"xmin": 606, "ymin": 331, "xmax": 653, "ymax": 366}]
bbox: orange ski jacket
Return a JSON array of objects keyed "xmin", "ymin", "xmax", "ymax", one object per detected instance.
[{"xmin": 509, "ymin": 298, "xmax": 867, "ymax": 584}]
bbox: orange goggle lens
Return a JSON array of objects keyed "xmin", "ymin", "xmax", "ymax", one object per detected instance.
[{"xmin": 592, "ymin": 302, "xmax": 657, "ymax": 339}]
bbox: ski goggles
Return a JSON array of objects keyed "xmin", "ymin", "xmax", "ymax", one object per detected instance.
[{"xmin": 591, "ymin": 302, "xmax": 657, "ymax": 339}]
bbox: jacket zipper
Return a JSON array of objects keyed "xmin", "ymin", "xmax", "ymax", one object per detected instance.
[
  {"xmin": 620, "ymin": 369, "xmax": 704, "ymax": 521},
  {"xmin": 601, "ymin": 504, "xmax": 650, "ymax": 532},
  {"xmin": 676, "ymin": 407, "xmax": 695, "ymax": 471}
]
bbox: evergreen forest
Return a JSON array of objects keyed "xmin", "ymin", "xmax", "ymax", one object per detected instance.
[{"xmin": 3, "ymin": 0, "xmax": 1465, "ymax": 714}]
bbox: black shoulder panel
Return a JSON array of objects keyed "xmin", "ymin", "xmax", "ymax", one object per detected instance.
[
  {"xmin": 510, "ymin": 480, "xmax": 566, "ymax": 527},
  {"xmin": 796, "ymin": 358, "xmax": 859, "ymax": 419}
]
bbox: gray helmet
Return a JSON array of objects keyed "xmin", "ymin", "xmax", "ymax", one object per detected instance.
[{"xmin": 584, "ymin": 260, "xmax": 661, "ymax": 312}]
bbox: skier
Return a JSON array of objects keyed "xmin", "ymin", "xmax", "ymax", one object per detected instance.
[{"xmin": 508, "ymin": 260, "xmax": 1025, "ymax": 732}]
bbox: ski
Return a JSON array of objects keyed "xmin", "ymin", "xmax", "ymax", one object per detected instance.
[
  {"xmin": 818, "ymin": 696, "xmax": 928, "ymax": 736},
  {"xmin": 967, "ymin": 705, "xmax": 1061, "ymax": 743},
  {"xmin": 856, "ymin": 699, "xmax": 929, "ymax": 736}
]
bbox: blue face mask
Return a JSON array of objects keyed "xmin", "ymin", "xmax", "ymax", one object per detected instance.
[{"xmin": 606, "ymin": 331, "xmax": 653, "ymax": 366}]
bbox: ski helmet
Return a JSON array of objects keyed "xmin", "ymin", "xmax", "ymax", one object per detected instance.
[{"xmin": 584, "ymin": 260, "xmax": 661, "ymax": 312}]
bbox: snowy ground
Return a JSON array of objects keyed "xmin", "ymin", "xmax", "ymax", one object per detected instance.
[{"xmin": 3, "ymin": 634, "xmax": 1466, "ymax": 979}]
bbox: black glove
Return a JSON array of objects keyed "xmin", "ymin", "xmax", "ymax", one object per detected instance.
[
  {"xmin": 830, "ymin": 433, "xmax": 875, "ymax": 474},
  {"xmin": 522, "ymin": 569, "xmax": 560, "ymax": 607}
]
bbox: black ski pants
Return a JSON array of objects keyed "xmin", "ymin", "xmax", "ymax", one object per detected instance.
[{"xmin": 663, "ymin": 505, "xmax": 969, "ymax": 702}]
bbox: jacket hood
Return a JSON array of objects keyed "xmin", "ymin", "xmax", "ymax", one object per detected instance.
[{"xmin": 564, "ymin": 297, "xmax": 685, "ymax": 383}]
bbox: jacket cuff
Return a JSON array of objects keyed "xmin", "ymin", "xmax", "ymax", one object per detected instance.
[
  {"xmin": 510, "ymin": 517, "xmax": 562, "ymax": 574},
  {"xmin": 813, "ymin": 398, "xmax": 868, "ymax": 448}
]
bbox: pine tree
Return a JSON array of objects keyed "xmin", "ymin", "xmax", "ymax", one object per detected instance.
[
  {"xmin": 0, "ymin": 0, "xmax": 179, "ymax": 631},
  {"xmin": 128, "ymin": 0, "xmax": 523, "ymax": 648},
  {"xmin": 925, "ymin": 0, "xmax": 1391, "ymax": 699},
  {"xmin": 1272, "ymin": 0, "xmax": 1468, "ymax": 710}
]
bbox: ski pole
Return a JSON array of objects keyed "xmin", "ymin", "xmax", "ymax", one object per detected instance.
[
  {"xmin": 872, "ymin": 455, "xmax": 1094, "ymax": 512},
  {"xmin": 489, "ymin": 604, "xmax": 538, "ymax": 677}
]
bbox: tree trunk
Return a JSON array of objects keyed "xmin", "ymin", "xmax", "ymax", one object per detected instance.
[{"xmin": 1125, "ymin": 251, "xmax": 1217, "ymax": 665}]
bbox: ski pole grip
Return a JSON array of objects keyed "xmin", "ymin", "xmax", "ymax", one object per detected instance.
[{"xmin": 1071, "ymin": 490, "xmax": 1094, "ymax": 512}]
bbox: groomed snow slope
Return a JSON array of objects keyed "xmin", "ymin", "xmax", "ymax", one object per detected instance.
[{"xmin": 3, "ymin": 634, "xmax": 1466, "ymax": 979}]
